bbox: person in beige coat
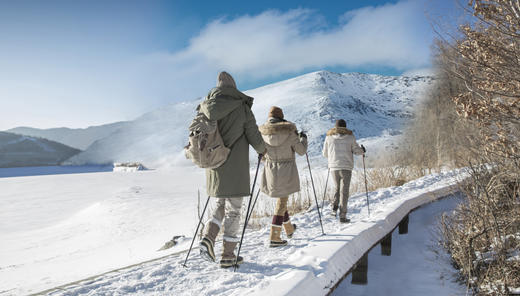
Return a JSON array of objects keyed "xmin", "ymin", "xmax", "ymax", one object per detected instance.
[
  {"xmin": 259, "ymin": 106, "xmax": 308, "ymax": 247},
  {"xmin": 322, "ymin": 119, "xmax": 365, "ymax": 223}
]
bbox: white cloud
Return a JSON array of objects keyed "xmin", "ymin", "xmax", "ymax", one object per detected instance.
[
  {"xmin": 157, "ymin": 0, "xmax": 431, "ymax": 83},
  {"xmin": 0, "ymin": 0, "xmax": 434, "ymax": 130}
]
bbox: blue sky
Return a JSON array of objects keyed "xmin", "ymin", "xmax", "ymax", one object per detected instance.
[{"xmin": 0, "ymin": 0, "xmax": 457, "ymax": 130}]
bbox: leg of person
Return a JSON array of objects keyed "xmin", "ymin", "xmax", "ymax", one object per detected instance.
[
  {"xmin": 220, "ymin": 197, "xmax": 244, "ymax": 268},
  {"xmin": 331, "ymin": 170, "xmax": 341, "ymax": 216},
  {"xmin": 339, "ymin": 170, "xmax": 352, "ymax": 223},
  {"xmin": 280, "ymin": 197, "xmax": 296, "ymax": 238},
  {"xmin": 270, "ymin": 197, "xmax": 288, "ymax": 247},
  {"xmin": 200, "ymin": 197, "xmax": 225, "ymax": 262}
]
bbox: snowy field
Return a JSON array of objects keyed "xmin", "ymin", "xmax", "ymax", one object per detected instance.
[
  {"xmin": 0, "ymin": 167, "xmax": 207, "ymax": 295},
  {"xmin": 0, "ymin": 163, "xmax": 467, "ymax": 295}
]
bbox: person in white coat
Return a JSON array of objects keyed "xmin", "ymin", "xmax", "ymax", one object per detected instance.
[{"xmin": 322, "ymin": 119, "xmax": 365, "ymax": 223}]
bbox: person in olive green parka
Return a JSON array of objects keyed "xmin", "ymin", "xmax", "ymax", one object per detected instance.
[{"xmin": 199, "ymin": 71, "xmax": 266, "ymax": 268}]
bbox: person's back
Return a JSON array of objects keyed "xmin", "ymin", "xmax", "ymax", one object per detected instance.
[
  {"xmin": 199, "ymin": 75, "xmax": 265, "ymax": 198},
  {"xmin": 199, "ymin": 71, "xmax": 265, "ymax": 268},
  {"xmin": 322, "ymin": 126, "xmax": 362, "ymax": 171},
  {"xmin": 260, "ymin": 119, "xmax": 307, "ymax": 197}
]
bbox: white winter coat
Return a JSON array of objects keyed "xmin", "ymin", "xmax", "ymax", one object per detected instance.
[{"xmin": 322, "ymin": 127, "xmax": 364, "ymax": 171}]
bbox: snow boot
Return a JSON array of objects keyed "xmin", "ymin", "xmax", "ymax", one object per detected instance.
[
  {"xmin": 199, "ymin": 222, "xmax": 219, "ymax": 262},
  {"xmin": 339, "ymin": 217, "xmax": 351, "ymax": 223},
  {"xmin": 283, "ymin": 221, "xmax": 297, "ymax": 239},
  {"xmin": 269, "ymin": 225, "xmax": 288, "ymax": 247},
  {"xmin": 219, "ymin": 241, "xmax": 243, "ymax": 268}
]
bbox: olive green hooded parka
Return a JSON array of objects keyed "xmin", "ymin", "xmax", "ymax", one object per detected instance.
[{"xmin": 199, "ymin": 86, "xmax": 265, "ymax": 197}]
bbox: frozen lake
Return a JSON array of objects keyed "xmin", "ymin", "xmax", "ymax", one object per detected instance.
[
  {"xmin": 0, "ymin": 165, "xmax": 113, "ymax": 178},
  {"xmin": 332, "ymin": 194, "xmax": 466, "ymax": 296}
]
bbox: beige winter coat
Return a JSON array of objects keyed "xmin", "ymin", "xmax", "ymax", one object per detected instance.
[
  {"xmin": 322, "ymin": 127, "xmax": 364, "ymax": 171},
  {"xmin": 259, "ymin": 120, "xmax": 308, "ymax": 198}
]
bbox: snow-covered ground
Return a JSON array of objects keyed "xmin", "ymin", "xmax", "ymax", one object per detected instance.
[
  {"xmin": 0, "ymin": 163, "xmax": 467, "ymax": 295},
  {"xmin": 0, "ymin": 168, "xmax": 206, "ymax": 295}
]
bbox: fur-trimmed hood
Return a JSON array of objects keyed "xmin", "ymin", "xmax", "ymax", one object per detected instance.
[
  {"xmin": 326, "ymin": 127, "xmax": 353, "ymax": 136},
  {"xmin": 259, "ymin": 121, "xmax": 297, "ymax": 147},
  {"xmin": 259, "ymin": 121, "xmax": 296, "ymax": 135}
]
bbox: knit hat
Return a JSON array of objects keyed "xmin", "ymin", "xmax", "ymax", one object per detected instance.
[
  {"xmin": 335, "ymin": 119, "xmax": 346, "ymax": 128},
  {"xmin": 268, "ymin": 106, "xmax": 284, "ymax": 120},
  {"xmin": 217, "ymin": 71, "xmax": 237, "ymax": 88}
]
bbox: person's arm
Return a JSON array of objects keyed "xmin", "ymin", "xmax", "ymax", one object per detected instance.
[
  {"xmin": 352, "ymin": 136, "xmax": 364, "ymax": 155},
  {"xmin": 291, "ymin": 131, "xmax": 308, "ymax": 156},
  {"xmin": 322, "ymin": 137, "xmax": 329, "ymax": 158},
  {"xmin": 244, "ymin": 105, "xmax": 266, "ymax": 154}
]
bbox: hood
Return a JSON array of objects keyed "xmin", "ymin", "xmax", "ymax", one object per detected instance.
[
  {"xmin": 259, "ymin": 121, "xmax": 296, "ymax": 147},
  {"xmin": 326, "ymin": 127, "xmax": 353, "ymax": 136},
  {"xmin": 199, "ymin": 86, "xmax": 253, "ymax": 121}
]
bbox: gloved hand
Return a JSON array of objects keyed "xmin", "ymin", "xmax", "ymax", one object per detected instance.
[
  {"xmin": 259, "ymin": 150, "xmax": 267, "ymax": 160},
  {"xmin": 299, "ymin": 131, "xmax": 307, "ymax": 138},
  {"xmin": 361, "ymin": 144, "xmax": 366, "ymax": 153}
]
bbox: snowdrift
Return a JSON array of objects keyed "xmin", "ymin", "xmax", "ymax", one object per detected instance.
[{"xmin": 21, "ymin": 168, "xmax": 468, "ymax": 296}]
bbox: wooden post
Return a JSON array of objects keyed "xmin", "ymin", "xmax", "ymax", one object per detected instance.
[
  {"xmin": 351, "ymin": 253, "xmax": 368, "ymax": 285},
  {"xmin": 399, "ymin": 214, "xmax": 409, "ymax": 234},
  {"xmin": 381, "ymin": 232, "xmax": 392, "ymax": 256}
]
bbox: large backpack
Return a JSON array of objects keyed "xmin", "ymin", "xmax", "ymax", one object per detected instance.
[{"xmin": 184, "ymin": 106, "xmax": 230, "ymax": 169}]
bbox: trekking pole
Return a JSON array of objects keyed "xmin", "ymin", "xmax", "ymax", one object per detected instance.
[
  {"xmin": 245, "ymin": 188, "xmax": 261, "ymax": 227},
  {"xmin": 362, "ymin": 153, "xmax": 371, "ymax": 217},
  {"xmin": 182, "ymin": 194, "xmax": 211, "ymax": 267},
  {"xmin": 234, "ymin": 153, "xmax": 263, "ymax": 271},
  {"xmin": 321, "ymin": 168, "xmax": 330, "ymax": 209},
  {"xmin": 306, "ymin": 153, "xmax": 325, "ymax": 235}
]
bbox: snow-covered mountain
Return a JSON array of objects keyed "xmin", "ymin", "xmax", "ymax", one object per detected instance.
[
  {"xmin": 7, "ymin": 122, "xmax": 129, "ymax": 150},
  {"xmin": 66, "ymin": 71, "xmax": 434, "ymax": 167},
  {"xmin": 0, "ymin": 132, "xmax": 81, "ymax": 167}
]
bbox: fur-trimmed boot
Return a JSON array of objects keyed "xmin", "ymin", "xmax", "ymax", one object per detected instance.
[
  {"xmin": 269, "ymin": 225, "xmax": 288, "ymax": 247},
  {"xmin": 199, "ymin": 222, "xmax": 219, "ymax": 262},
  {"xmin": 219, "ymin": 241, "xmax": 243, "ymax": 268},
  {"xmin": 282, "ymin": 212, "xmax": 296, "ymax": 239},
  {"xmin": 283, "ymin": 221, "xmax": 297, "ymax": 239}
]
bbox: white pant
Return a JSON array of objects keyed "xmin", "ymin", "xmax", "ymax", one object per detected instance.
[{"xmin": 209, "ymin": 197, "xmax": 243, "ymax": 242}]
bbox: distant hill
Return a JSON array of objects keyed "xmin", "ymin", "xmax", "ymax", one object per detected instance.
[
  {"xmin": 7, "ymin": 121, "xmax": 128, "ymax": 150},
  {"xmin": 66, "ymin": 70, "xmax": 434, "ymax": 167},
  {"xmin": 0, "ymin": 132, "xmax": 81, "ymax": 168}
]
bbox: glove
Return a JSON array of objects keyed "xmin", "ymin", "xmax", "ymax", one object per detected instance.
[
  {"xmin": 299, "ymin": 131, "xmax": 307, "ymax": 138},
  {"xmin": 259, "ymin": 149, "xmax": 267, "ymax": 160},
  {"xmin": 361, "ymin": 144, "xmax": 366, "ymax": 153}
]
